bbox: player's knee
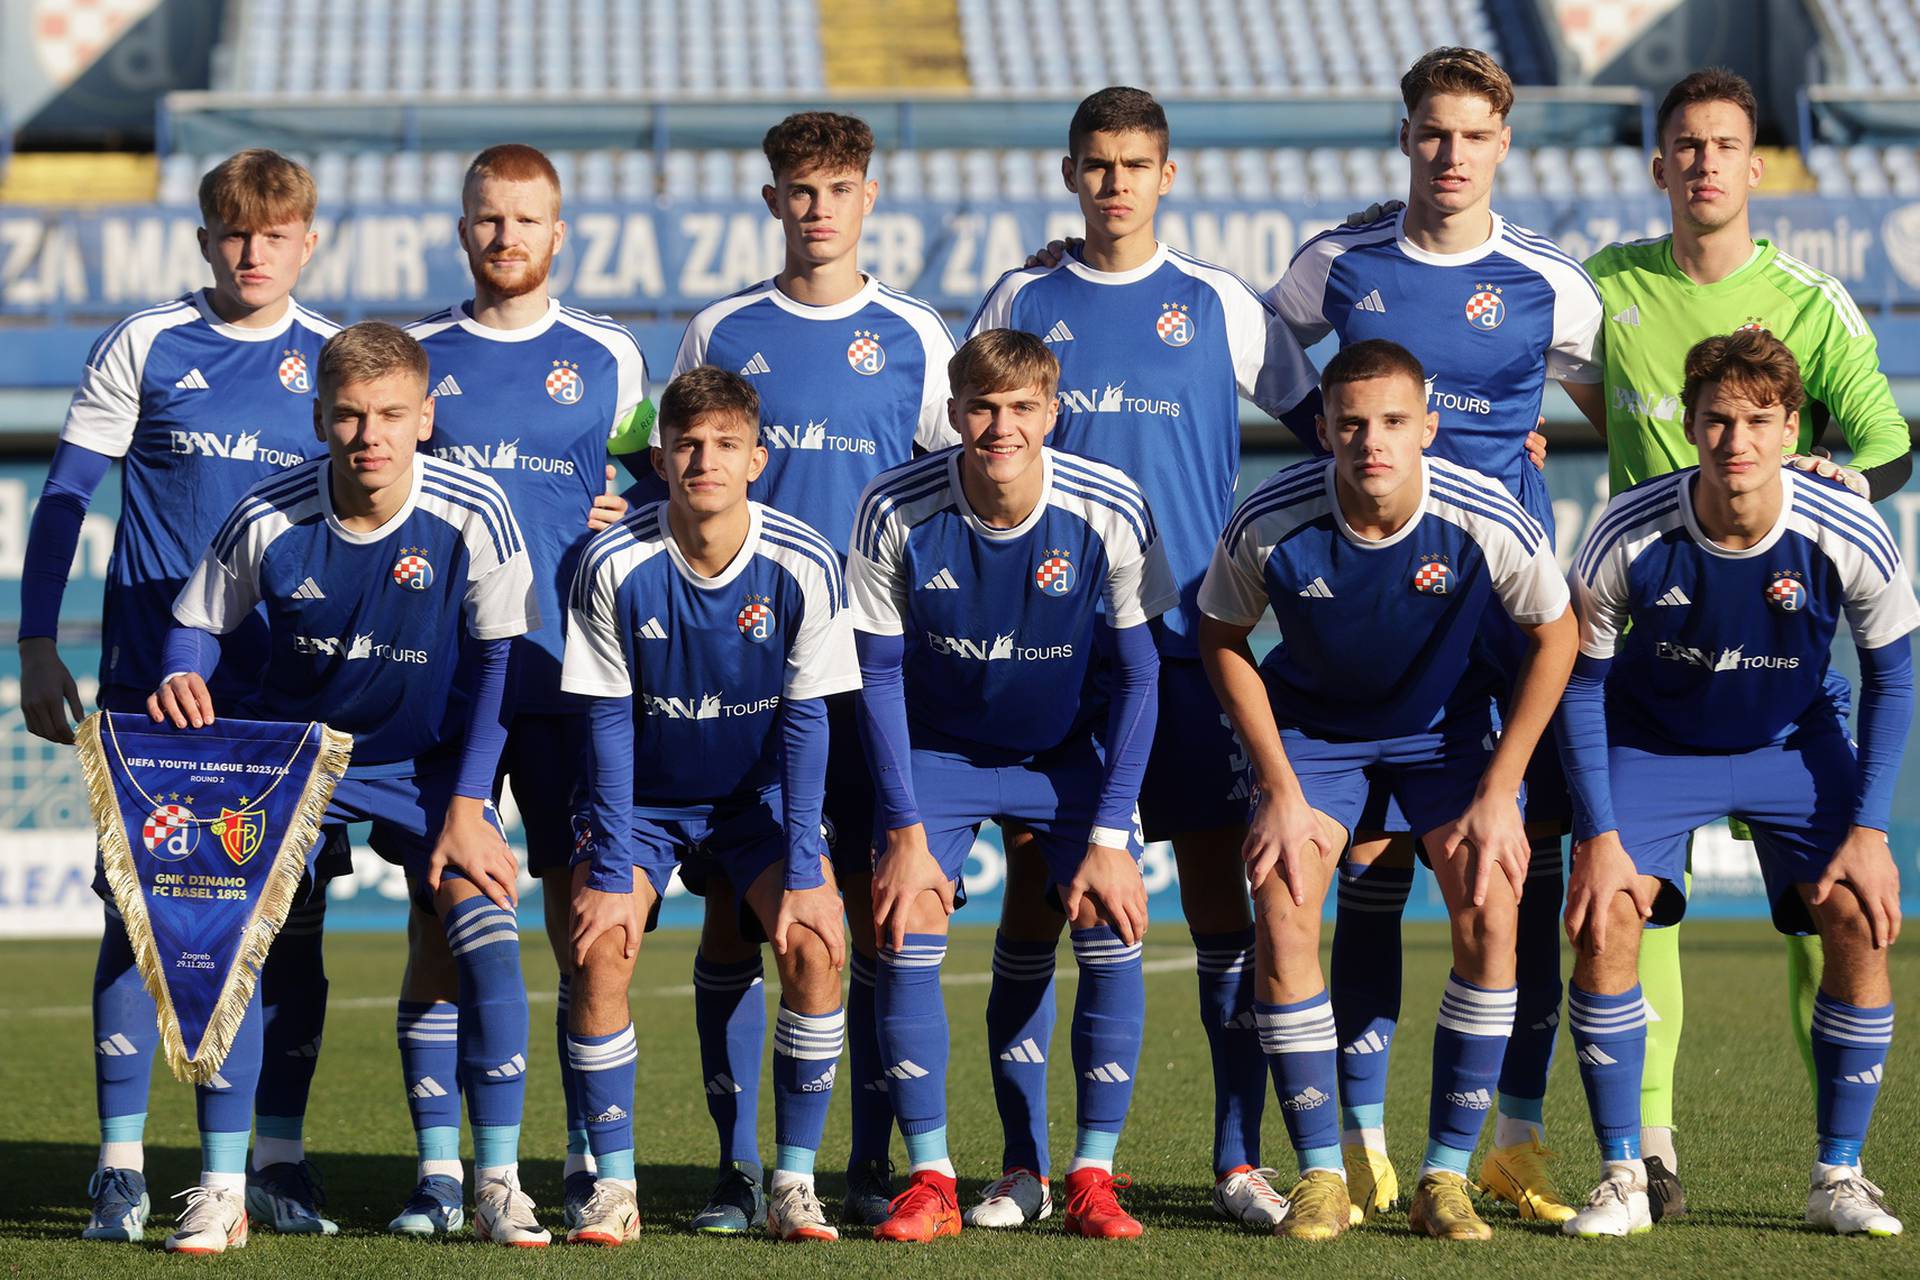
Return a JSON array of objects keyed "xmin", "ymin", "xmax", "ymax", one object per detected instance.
[
  {"xmin": 1810, "ymin": 893, "xmax": 1878, "ymax": 959},
  {"xmin": 777, "ymin": 928, "xmax": 838, "ymax": 995},
  {"xmin": 1451, "ymin": 898, "xmax": 1517, "ymax": 962}
]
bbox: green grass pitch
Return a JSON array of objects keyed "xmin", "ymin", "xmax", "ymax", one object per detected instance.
[{"xmin": 0, "ymin": 921, "xmax": 1914, "ymax": 1278}]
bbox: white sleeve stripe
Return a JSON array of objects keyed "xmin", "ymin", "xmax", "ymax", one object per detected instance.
[
  {"xmin": 1223, "ymin": 465, "xmax": 1327, "ymax": 549},
  {"xmin": 1772, "ymin": 253, "xmax": 1869, "ymax": 338},
  {"xmin": 418, "ymin": 466, "xmax": 523, "ymax": 558},
  {"xmin": 88, "ymin": 297, "xmax": 195, "ymax": 364},
  {"xmin": 291, "ymin": 301, "xmax": 343, "ymax": 336},
  {"xmin": 212, "ymin": 463, "xmax": 324, "ymax": 561},
  {"xmin": 1572, "ymin": 478, "xmax": 1688, "ymax": 579},
  {"xmin": 572, "ymin": 510, "xmax": 661, "ymax": 610},
  {"xmin": 1051, "ymin": 476, "xmax": 1151, "ymax": 549},
  {"xmin": 675, "ymin": 285, "xmax": 775, "ymax": 374},
  {"xmin": 1790, "ymin": 499, "xmax": 1899, "ymax": 582},
  {"xmin": 1427, "ymin": 458, "xmax": 1549, "ymax": 538},
  {"xmin": 760, "ymin": 527, "xmax": 844, "ymax": 606},
  {"xmin": 853, "ymin": 457, "xmax": 951, "ymax": 558},
  {"xmin": 1501, "ymin": 225, "xmax": 1605, "ymax": 304},
  {"xmin": 1050, "ymin": 454, "xmax": 1157, "ymax": 534},
  {"xmin": 1793, "ymin": 479, "xmax": 1900, "ymax": 564},
  {"xmin": 874, "ymin": 284, "xmax": 952, "ymax": 331},
  {"xmin": 1164, "ymin": 248, "xmax": 1275, "ymax": 314},
  {"xmin": 964, "ymin": 267, "xmax": 1044, "ymax": 336}
]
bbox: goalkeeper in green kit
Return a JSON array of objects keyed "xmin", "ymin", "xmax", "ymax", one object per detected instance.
[{"xmin": 1582, "ymin": 67, "xmax": 1914, "ymax": 1218}]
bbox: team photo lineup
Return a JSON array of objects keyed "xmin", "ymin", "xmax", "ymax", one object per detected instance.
[{"xmin": 18, "ymin": 39, "xmax": 1920, "ymax": 1259}]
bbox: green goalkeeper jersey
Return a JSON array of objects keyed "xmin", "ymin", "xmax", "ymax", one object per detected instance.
[{"xmin": 1584, "ymin": 235, "xmax": 1909, "ymax": 493}]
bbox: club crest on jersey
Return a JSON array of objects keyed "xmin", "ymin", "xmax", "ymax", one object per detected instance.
[
  {"xmin": 211, "ymin": 806, "xmax": 263, "ymax": 866},
  {"xmin": 847, "ymin": 329, "xmax": 886, "ymax": 375},
  {"xmin": 1034, "ymin": 549, "xmax": 1076, "ymax": 596},
  {"xmin": 1465, "ymin": 284, "xmax": 1504, "ymax": 331},
  {"xmin": 141, "ymin": 803, "xmax": 199, "ymax": 861},
  {"xmin": 391, "ymin": 549, "xmax": 434, "ymax": 592},
  {"xmin": 1766, "ymin": 572, "xmax": 1806, "ymax": 612},
  {"xmin": 737, "ymin": 592, "xmax": 777, "ymax": 642},
  {"xmin": 1413, "ymin": 557, "xmax": 1454, "ymax": 595},
  {"xmin": 1156, "ymin": 302, "xmax": 1194, "ymax": 347},
  {"xmin": 278, "ymin": 349, "xmax": 311, "ymax": 393},
  {"xmin": 545, "ymin": 359, "xmax": 584, "ymax": 405}
]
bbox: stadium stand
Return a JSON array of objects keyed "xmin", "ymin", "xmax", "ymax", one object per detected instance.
[{"xmin": 1807, "ymin": 0, "xmax": 1920, "ymax": 90}]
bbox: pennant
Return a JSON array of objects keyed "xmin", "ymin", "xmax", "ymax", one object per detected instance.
[{"xmin": 75, "ymin": 712, "xmax": 352, "ymax": 1084}]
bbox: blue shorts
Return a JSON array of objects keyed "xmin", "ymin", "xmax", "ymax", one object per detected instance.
[
  {"xmin": 91, "ymin": 687, "xmax": 353, "ymax": 900},
  {"xmin": 497, "ymin": 710, "xmax": 589, "ymax": 876},
  {"xmin": 1288, "ymin": 720, "xmax": 1499, "ymax": 851},
  {"xmin": 823, "ymin": 691, "xmax": 877, "ymax": 880},
  {"xmin": 905, "ymin": 735, "xmax": 1144, "ymax": 910},
  {"xmin": 346, "ymin": 765, "xmax": 508, "ymax": 914},
  {"xmin": 1610, "ymin": 719, "xmax": 1855, "ymax": 935},
  {"xmin": 577, "ymin": 787, "xmax": 788, "ymax": 939},
  {"xmin": 1138, "ymin": 657, "xmax": 1252, "ymax": 841}
]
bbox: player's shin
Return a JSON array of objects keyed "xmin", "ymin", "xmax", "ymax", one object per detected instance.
[
  {"xmin": 196, "ymin": 995, "xmax": 264, "ymax": 1195},
  {"xmin": 1069, "ymin": 926, "xmax": 1145, "ymax": 1172},
  {"xmin": 555, "ymin": 973, "xmax": 594, "ymax": 1179},
  {"xmin": 1568, "ymin": 983, "xmax": 1649, "ymax": 1169},
  {"xmin": 443, "ymin": 893, "xmax": 530, "ymax": 1186},
  {"xmin": 1330, "ymin": 858, "xmax": 1412, "ymax": 1155},
  {"xmin": 396, "ymin": 1001, "xmax": 462, "ymax": 1180},
  {"xmin": 565, "ymin": 1024, "xmax": 639, "ymax": 1191},
  {"xmin": 692, "ymin": 948, "xmax": 766, "ymax": 1167},
  {"xmin": 94, "ymin": 906, "xmax": 158, "ymax": 1173},
  {"xmin": 876, "ymin": 933, "xmax": 953, "ymax": 1176},
  {"xmin": 1495, "ymin": 838, "xmax": 1564, "ymax": 1146},
  {"xmin": 987, "ymin": 931, "xmax": 1059, "ymax": 1176},
  {"xmin": 1811, "ymin": 990, "xmax": 1894, "ymax": 1171},
  {"xmin": 1256, "ymin": 993, "xmax": 1343, "ymax": 1177},
  {"xmin": 772, "ymin": 1000, "xmax": 846, "ymax": 1189},
  {"xmin": 254, "ymin": 893, "xmax": 329, "ymax": 1170},
  {"xmin": 843, "ymin": 945, "xmax": 893, "ymax": 1163},
  {"xmin": 1427, "ymin": 974, "xmax": 1516, "ymax": 1177}
]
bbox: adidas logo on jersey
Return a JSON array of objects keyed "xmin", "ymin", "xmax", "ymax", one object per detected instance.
[
  {"xmin": 1342, "ymin": 1030, "xmax": 1389, "ymax": 1055},
  {"xmin": 1842, "ymin": 1064, "xmax": 1884, "ymax": 1085},
  {"xmin": 432, "ymin": 374, "xmax": 463, "ymax": 397},
  {"xmin": 921, "ymin": 567, "xmax": 960, "ymax": 591},
  {"xmin": 1083, "ymin": 1061, "xmax": 1131, "ymax": 1084},
  {"xmin": 1612, "ymin": 305, "xmax": 1641, "ymax": 327},
  {"xmin": 998, "ymin": 1037, "xmax": 1046, "ymax": 1064},
  {"xmin": 591, "ymin": 1104, "xmax": 629, "ymax": 1123},
  {"xmin": 174, "ymin": 368, "xmax": 211, "ymax": 390},
  {"xmin": 1353, "ymin": 289, "xmax": 1387, "ymax": 314},
  {"xmin": 96, "ymin": 1033, "xmax": 138, "ymax": 1057},
  {"xmin": 1044, "ymin": 320, "xmax": 1075, "ymax": 343},
  {"xmin": 740, "ymin": 352, "xmax": 771, "ymax": 376},
  {"xmin": 485, "ymin": 1054, "xmax": 527, "ymax": 1079},
  {"xmin": 409, "ymin": 1076, "xmax": 449, "ymax": 1099},
  {"xmin": 885, "ymin": 1060, "xmax": 930, "ymax": 1080},
  {"xmin": 636, "ymin": 617, "xmax": 667, "ymax": 640},
  {"xmin": 1575, "ymin": 1044, "xmax": 1618, "ymax": 1067},
  {"xmin": 1656, "ymin": 586, "xmax": 1691, "ymax": 606},
  {"xmin": 1445, "ymin": 1087, "xmax": 1494, "ymax": 1111},
  {"xmin": 292, "ymin": 577, "xmax": 326, "ymax": 601},
  {"xmin": 706, "ymin": 1073, "xmax": 743, "ymax": 1096},
  {"xmin": 1283, "ymin": 1085, "xmax": 1330, "ymax": 1111},
  {"xmin": 1298, "ymin": 576, "xmax": 1334, "ymax": 599}
]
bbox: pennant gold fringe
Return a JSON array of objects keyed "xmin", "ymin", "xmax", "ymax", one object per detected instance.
[{"xmin": 76, "ymin": 713, "xmax": 353, "ymax": 1084}]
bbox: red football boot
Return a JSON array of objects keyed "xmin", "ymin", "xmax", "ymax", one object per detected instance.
[
  {"xmin": 1061, "ymin": 1168, "xmax": 1143, "ymax": 1239},
  {"xmin": 872, "ymin": 1170, "xmax": 960, "ymax": 1242}
]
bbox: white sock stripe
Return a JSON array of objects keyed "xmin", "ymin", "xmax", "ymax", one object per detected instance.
[
  {"xmin": 1256, "ymin": 1003, "xmax": 1338, "ymax": 1052},
  {"xmin": 1437, "ymin": 980, "xmax": 1518, "ymax": 1035},
  {"xmin": 991, "ymin": 950, "xmax": 1057, "ymax": 980},
  {"xmin": 1813, "ymin": 1025, "xmax": 1896, "ymax": 1047},
  {"xmin": 1336, "ymin": 880, "xmax": 1413, "ymax": 907},
  {"xmin": 692, "ymin": 962, "xmax": 765, "ymax": 992},
  {"xmin": 774, "ymin": 1035, "xmax": 847, "ymax": 1060},
  {"xmin": 566, "ymin": 1028, "xmax": 639, "ymax": 1071},
  {"xmin": 444, "ymin": 903, "xmax": 515, "ymax": 941},
  {"xmin": 1071, "ymin": 937, "xmax": 1144, "ymax": 965},
  {"xmin": 848, "ymin": 953, "xmax": 878, "ymax": 983},
  {"xmin": 879, "ymin": 944, "xmax": 947, "ymax": 968},
  {"xmin": 449, "ymin": 923, "xmax": 518, "ymax": 955},
  {"xmin": 1813, "ymin": 1005, "xmax": 1897, "ymax": 1033},
  {"xmin": 1193, "ymin": 947, "xmax": 1254, "ymax": 974},
  {"xmin": 1568, "ymin": 997, "xmax": 1647, "ymax": 1035}
]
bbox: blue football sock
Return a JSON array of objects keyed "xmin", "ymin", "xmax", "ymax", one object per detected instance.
[
  {"xmin": 876, "ymin": 935, "xmax": 950, "ymax": 1159},
  {"xmin": 1192, "ymin": 926, "xmax": 1266, "ymax": 1175},
  {"xmin": 255, "ymin": 893, "xmax": 328, "ymax": 1136},
  {"xmin": 567, "ymin": 1024, "xmax": 638, "ymax": 1183},
  {"xmin": 555, "ymin": 975, "xmax": 592, "ymax": 1170},
  {"xmin": 692, "ymin": 950, "xmax": 765, "ymax": 1166},
  {"xmin": 1811, "ymin": 992, "xmax": 1894, "ymax": 1168},
  {"xmin": 1331, "ymin": 865, "xmax": 1410, "ymax": 1147},
  {"xmin": 844, "ymin": 948, "xmax": 894, "ymax": 1167},
  {"xmin": 197, "ymin": 994, "xmax": 263, "ymax": 1177},
  {"xmin": 1568, "ymin": 983, "xmax": 1648, "ymax": 1162},
  {"xmin": 1256, "ymin": 991, "xmax": 1342, "ymax": 1175},
  {"xmin": 396, "ymin": 999, "xmax": 462, "ymax": 1159},
  {"xmin": 1498, "ymin": 840, "xmax": 1564, "ymax": 1125},
  {"xmin": 985, "ymin": 932, "xmax": 1057, "ymax": 1175},
  {"xmin": 444, "ymin": 896, "xmax": 528, "ymax": 1171},
  {"xmin": 1071, "ymin": 927, "xmax": 1143, "ymax": 1162},
  {"xmin": 1426, "ymin": 973, "xmax": 1516, "ymax": 1175},
  {"xmin": 773, "ymin": 1003, "xmax": 845, "ymax": 1176},
  {"xmin": 94, "ymin": 907, "xmax": 158, "ymax": 1152}
]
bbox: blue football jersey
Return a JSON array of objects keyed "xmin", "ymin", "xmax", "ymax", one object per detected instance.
[
  {"xmin": 847, "ymin": 446, "xmax": 1177, "ymax": 756},
  {"xmin": 1199, "ymin": 455, "xmax": 1569, "ymax": 739},
  {"xmin": 969, "ymin": 244, "xmax": 1319, "ymax": 659},
  {"xmin": 1572, "ymin": 468, "xmax": 1920, "ymax": 750},
  {"xmin": 1269, "ymin": 210, "xmax": 1602, "ymax": 530},
  {"xmin": 407, "ymin": 298, "xmax": 651, "ymax": 710},
  {"xmin": 173, "ymin": 456, "xmax": 538, "ymax": 775},
  {"xmin": 673, "ymin": 275, "xmax": 958, "ymax": 556},
  {"xmin": 562, "ymin": 500, "xmax": 859, "ymax": 805},
  {"xmin": 59, "ymin": 291, "xmax": 339, "ymax": 696}
]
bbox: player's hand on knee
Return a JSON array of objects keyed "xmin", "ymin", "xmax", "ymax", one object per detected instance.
[
  {"xmin": 1063, "ymin": 841, "xmax": 1148, "ymax": 945},
  {"xmin": 430, "ymin": 798, "xmax": 518, "ymax": 910},
  {"xmin": 1026, "ymin": 237, "xmax": 1081, "ymax": 269},
  {"xmin": 872, "ymin": 825, "xmax": 950, "ymax": 953},
  {"xmin": 1527, "ymin": 422, "xmax": 1548, "ymax": 472},
  {"xmin": 1564, "ymin": 831, "xmax": 1645, "ymax": 953},
  {"xmin": 148, "ymin": 672, "xmax": 215, "ymax": 730},
  {"xmin": 570, "ymin": 886, "xmax": 640, "ymax": 968},
  {"xmin": 1434, "ymin": 790, "xmax": 1528, "ymax": 906},
  {"xmin": 1813, "ymin": 826, "xmax": 1902, "ymax": 949},
  {"xmin": 774, "ymin": 879, "xmax": 847, "ymax": 969},
  {"xmin": 587, "ymin": 465, "xmax": 628, "ymax": 532},
  {"xmin": 1342, "ymin": 199, "xmax": 1404, "ymax": 228},
  {"xmin": 20, "ymin": 639, "xmax": 84, "ymax": 744},
  {"xmin": 1245, "ymin": 787, "xmax": 1325, "ymax": 904},
  {"xmin": 1785, "ymin": 450, "xmax": 1869, "ymax": 498}
]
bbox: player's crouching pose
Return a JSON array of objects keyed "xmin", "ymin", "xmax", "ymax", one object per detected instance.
[
  {"xmin": 560, "ymin": 366, "xmax": 859, "ymax": 1246},
  {"xmin": 1197, "ymin": 339, "xmax": 1577, "ymax": 1241},
  {"xmin": 850, "ymin": 329, "xmax": 1175, "ymax": 1242},
  {"xmin": 152, "ymin": 322, "xmax": 545, "ymax": 1250},
  {"xmin": 1557, "ymin": 330, "xmax": 1917, "ymax": 1239}
]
